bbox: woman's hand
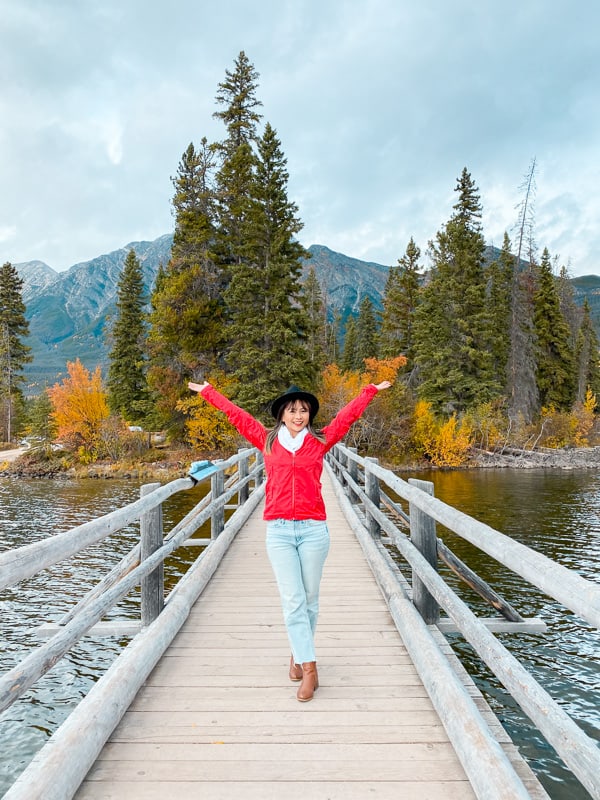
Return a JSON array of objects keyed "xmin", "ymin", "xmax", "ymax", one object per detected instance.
[
  {"xmin": 188, "ymin": 381, "xmax": 210, "ymax": 393},
  {"xmin": 374, "ymin": 380, "xmax": 392, "ymax": 391}
]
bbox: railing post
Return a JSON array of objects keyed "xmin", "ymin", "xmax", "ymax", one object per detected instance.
[
  {"xmin": 254, "ymin": 450, "xmax": 264, "ymax": 487},
  {"xmin": 364, "ymin": 457, "xmax": 381, "ymax": 537},
  {"xmin": 140, "ymin": 482, "xmax": 164, "ymax": 626},
  {"xmin": 347, "ymin": 446, "xmax": 358, "ymax": 503},
  {"xmin": 238, "ymin": 448, "xmax": 249, "ymax": 505},
  {"xmin": 211, "ymin": 460, "xmax": 225, "ymax": 539},
  {"xmin": 408, "ymin": 478, "xmax": 440, "ymax": 624}
]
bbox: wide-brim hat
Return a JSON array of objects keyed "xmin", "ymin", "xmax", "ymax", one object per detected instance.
[{"xmin": 270, "ymin": 385, "xmax": 319, "ymax": 421}]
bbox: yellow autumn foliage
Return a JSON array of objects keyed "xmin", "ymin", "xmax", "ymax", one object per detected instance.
[
  {"xmin": 177, "ymin": 372, "xmax": 240, "ymax": 452},
  {"xmin": 413, "ymin": 400, "xmax": 473, "ymax": 467},
  {"xmin": 540, "ymin": 388, "xmax": 598, "ymax": 448}
]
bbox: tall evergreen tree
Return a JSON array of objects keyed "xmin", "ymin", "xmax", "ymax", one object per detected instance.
[
  {"xmin": 0, "ymin": 261, "xmax": 32, "ymax": 441},
  {"xmin": 107, "ymin": 249, "xmax": 149, "ymax": 423},
  {"xmin": 213, "ymin": 51, "xmax": 263, "ymax": 271},
  {"xmin": 533, "ymin": 247, "xmax": 575, "ymax": 409},
  {"xmin": 355, "ymin": 295, "xmax": 379, "ymax": 366},
  {"xmin": 302, "ymin": 266, "xmax": 328, "ymax": 376},
  {"xmin": 380, "ymin": 237, "xmax": 421, "ymax": 367},
  {"xmin": 574, "ymin": 299, "xmax": 600, "ymax": 402},
  {"xmin": 224, "ymin": 122, "xmax": 312, "ymax": 413},
  {"xmin": 341, "ymin": 316, "xmax": 358, "ymax": 372},
  {"xmin": 147, "ymin": 138, "xmax": 221, "ymax": 428},
  {"xmin": 556, "ymin": 263, "xmax": 581, "ymax": 347},
  {"xmin": 414, "ymin": 169, "xmax": 497, "ymax": 412},
  {"xmin": 488, "ymin": 232, "xmax": 514, "ymax": 393}
]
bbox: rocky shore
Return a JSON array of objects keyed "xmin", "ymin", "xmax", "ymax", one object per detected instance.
[{"xmin": 472, "ymin": 445, "xmax": 600, "ymax": 469}]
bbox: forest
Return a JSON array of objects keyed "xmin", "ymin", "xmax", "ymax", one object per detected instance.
[{"xmin": 1, "ymin": 52, "xmax": 599, "ymax": 470}]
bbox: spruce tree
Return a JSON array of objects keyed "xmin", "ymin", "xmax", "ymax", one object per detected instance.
[
  {"xmin": 556, "ymin": 263, "xmax": 581, "ymax": 346},
  {"xmin": 533, "ymin": 247, "xmax": 575, "ymax": 409},
  {"xmin": 341, "ymin": 316, "xmax": 358, "ymax": 372},
  {"xmin": 213, "ymin": 51, "xmax": 262, "ymax": 271},
  {"xmin": 380, "ymin": 237, "xmax": 421, "ymax": 367},
  {"xmin": 107, "ymin": 249, "xmax": 149, "ymax": 423},
  {"xmin": 302, "ymin": 266, "xmax": 328, "ymax": 376},
  {"xmin": 414, "ymin": 169, "xmax": 497, "ymax": 412},
  {"xmin": 574, "ymin": 299, "xmax": 600, "ymax": 402},
  {"xmin": 147, "ymin": 138, "xmax": 222, "ymax": 428},
  {"xmin": 0, "ymin": 261, "xmax": 32, "ymax": 440},
  {"xmin": 355, "ymin": 295, "xmax": 379, "ymax": 366},
  {"xmin": 488, "ymin": 233, "xmax": 514, "ymax": 394},
  {"xmin": 224, "ymin": 122, "xmax": 312, "ymax": 414}
]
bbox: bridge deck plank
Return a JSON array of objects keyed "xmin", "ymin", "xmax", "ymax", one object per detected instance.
[{"xmin": 74, "ymin": 473, "xmax": 546, "ymax": 800}]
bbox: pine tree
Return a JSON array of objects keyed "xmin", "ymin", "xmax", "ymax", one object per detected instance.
[
  {"xmin": 574, "ymin": 299, "xmax": 600, "ymax": 402},
  {"xmin": 380, "ymin": 237, "xmax": 421, "ymax": 367},
  {"xmin": 213, "ymin": 51, "xmax": 263, "ymax": 271},
  {"xmin": 487, "ymin": 233, "xmax": 514, "ymax": 393},
  {"xmin": 341, "ymin": 316, "xmax": 358, "ymax": 372},
  {"xmin": 533, "ymin": 247, "xmax": 575, "ymax": 409},
  {"xmin": 26, "ymin": 389, "xmax": 56, "ymax": 442},
  {"xmin": 0, "ymin": 261, "xmax": 32, "ymax": 441},
  {"xmin": 147, "ymin": 138, "xmax": 222, "ymax": 429},
  {"xmin": 107, "ymin": 249, "xmax": 149, "ymax": 423},
  {"xmin": 355, "ymin": 296, "xmax": 379, "ymax": 366},
  {"xmin": 302, "ymin": 266, "xmax": 328, "ymax": 376},
  {"xmin": 414, "ymin": 169, "xmax": 497, "ymax": 413},
  {"xmin": 224, "ymin": 122, "xmax": 312, "ymax": 414},
  {"xmin": 556, "ymin": 263, "xmax": 581, "ymax": 346}
]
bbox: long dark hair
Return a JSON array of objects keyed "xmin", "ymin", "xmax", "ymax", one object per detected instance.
[{"xmin": 264, "ymin": 399, "xmax": 326, "ymax": 454}]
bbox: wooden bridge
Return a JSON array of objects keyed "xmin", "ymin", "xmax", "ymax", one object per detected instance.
[{"xmin": 1, "ymin": 446, "xmax": 599, "ymax": 799}]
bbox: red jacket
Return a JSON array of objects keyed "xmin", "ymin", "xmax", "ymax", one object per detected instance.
[{"xmin": 200, "ymin": 384, "xmax": 379, "ymax": 520}]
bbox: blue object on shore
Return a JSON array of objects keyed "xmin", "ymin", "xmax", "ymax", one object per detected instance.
[{"xmin": 188, "ymin": 460, "xmax": 219, "ymax": 484}]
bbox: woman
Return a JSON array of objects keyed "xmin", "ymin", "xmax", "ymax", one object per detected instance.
[{"xmin": 188, "ymin": 378, "xmax": 392, "ymax": 701}]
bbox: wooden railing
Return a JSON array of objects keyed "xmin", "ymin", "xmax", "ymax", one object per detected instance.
[
  {"xmin": 0, "ymin": 448, "xmax": 264, "ymax": 800},
  {"xmin": 2, "ymin": 442, "xmax": 599, "ymax": 799},
  {"xmin": 326, "ymin": 443, "xmax": 600, "ymax": 800}
]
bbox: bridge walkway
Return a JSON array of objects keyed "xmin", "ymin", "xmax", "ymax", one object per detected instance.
[{"xmin": 74, "ymin": 472, "xmax": 545, "ymax": 800}]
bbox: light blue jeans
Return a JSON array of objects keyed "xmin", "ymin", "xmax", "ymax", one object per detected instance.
[{"xmin": 266, "ymin": 519, "xmax": 330, "ymax": 664}]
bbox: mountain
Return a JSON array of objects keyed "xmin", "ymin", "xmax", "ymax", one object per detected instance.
[
  {"xmin": 15, "ymin": 238, "xmax": 389, "ymax": 392},
  {"xmin": 13, "ymin": 236, "xmax": 600, "ymax": 393},
  {"xmin": 16, "ymin": 235, "xmax": 174, "ymax": 391}
]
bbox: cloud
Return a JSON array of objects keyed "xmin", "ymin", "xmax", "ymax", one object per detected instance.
[{"xmin": 1, "ymin": 0, "xmax": 600, "ymax": 275}]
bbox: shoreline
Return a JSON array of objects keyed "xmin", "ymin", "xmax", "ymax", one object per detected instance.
[{"xmin": 3, "ymin": 444, "xmax": 600, "ymax": 480}]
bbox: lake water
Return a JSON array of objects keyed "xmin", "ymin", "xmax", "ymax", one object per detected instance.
[{"xmin": 1, "ymin": 469, "xmax": 599, "ymax": 798}]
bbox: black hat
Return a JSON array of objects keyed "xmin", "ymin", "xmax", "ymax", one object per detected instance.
[{"xmin": 270, "ymin": 385, "xmax": 319, "ymax": 421}]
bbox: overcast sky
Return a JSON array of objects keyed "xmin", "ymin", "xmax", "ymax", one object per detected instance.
[{"xmin": 2, "ymin": 0, "xmax": 599, "ymax": 276}]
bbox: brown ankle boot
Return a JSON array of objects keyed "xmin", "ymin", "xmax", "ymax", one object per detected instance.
[
  {"xmin": 297, "ymin": 662, "xmax": 318, "ymax": 702},
  {"xmin": 289, "ymin": 655, "xmax": 303, "ymax": 682}
]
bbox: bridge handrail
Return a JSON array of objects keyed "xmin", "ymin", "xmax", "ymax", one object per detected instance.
[
  {"xmin": 2, "ymin": 456, "xmax": 266, "ymax": 800},
  {"xmin": 331, "ymin": 444, "xmax": 600, "ymax": 629},
  {"xmin": 328, "ymin": 444, "xmax": 600, "ymax": 799},
  {"xmin": 0, "ymin": 448, "xmax": 263, "ymax": 716},
  {"xmin": 0, "ymin": 448, "xmax": 257, "ymax": 592}
]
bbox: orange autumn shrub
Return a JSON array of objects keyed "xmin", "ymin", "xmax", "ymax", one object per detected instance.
[
  {"xmin": 177, "ymin": 372, "xmax": 240, "ymax": 453},
  {"xmin": 48, "ymin": 359, "xmax": 110, "ymax": 457},
  {"xmin": 412, "ymin": 400, "xmax": 473, "ymax": 467}
]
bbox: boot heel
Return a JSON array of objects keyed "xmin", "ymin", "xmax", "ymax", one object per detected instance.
[{"xmin": 297, "ymin": 662, "xmax": 318, "ymax": 702}]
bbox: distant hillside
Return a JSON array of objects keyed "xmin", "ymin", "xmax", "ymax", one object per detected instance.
[
  {"xmin": 571, "ymin": 275, "xmax": 600, "ymax": 329},
  {"xmin": 15, "ymin": 238, "xmax": 389, "ymax": 392},
  {"xmin": 16, "ymin": 235, "xmax": 174, "ymax": 391},
  {"xmin": 14, "ymin": 236, "xmax": 600, "ymax": 393}
]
